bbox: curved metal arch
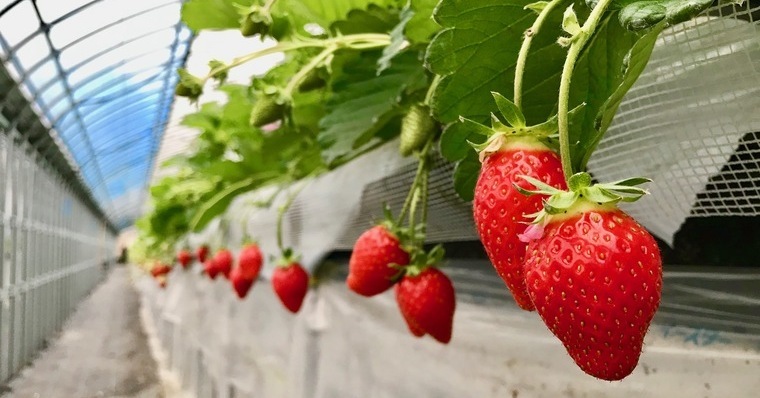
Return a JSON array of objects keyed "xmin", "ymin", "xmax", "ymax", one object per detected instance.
[
  {"xmin": 44, "ymin": 45, "xmax": 179, "ymax": 125},
  {"xmin": 77, "ymin": 75, "xmax": 168, "ymax": 124},
  {"xmin": 79, "ymin": 91, "xmax": 165, "ymax": 134},
  {"xmin": 5, "ymin": 41, "xmax": 180, "ymax": 114}
]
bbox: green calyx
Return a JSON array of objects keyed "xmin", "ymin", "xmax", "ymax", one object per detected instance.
[
  {"xmin": 464, "ymin": 92, "xmax": 561, "ymax": 161},
  {"xmin": 398, "ymin": 244, "xmax": 445, "ymax": 278},
  {"xmin": 516, "ymin": 172, "xmax": 651, "ymax": 224},
  {"xmin": 276, "ymin": 247, "xmax": 300, "ymax": 268},
  {"xmin": 208, "ymin": 60, "xmax": 228, "ymax": 85}
]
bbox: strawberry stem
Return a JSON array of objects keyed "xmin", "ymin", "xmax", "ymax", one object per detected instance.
[
  {"xmin": 275, "ymin": 181, "xmax": 308, "ymax": 253},
  {"xmin": 396, "ymin": 138, "xmax": 434, "ymax": 225},
  {"xmin": 202, "ymin": 34, "xmax": 391, "ymax": 86},
  {"xmin": 282, "ymin": 44, "xmax": 336, "ymax": 100},
  {"xmin": 557, "ymin": 0, "xmax": 613, "ymax": 182},
  {"xmin": 514, "ymin": 0, "xmax": 568, "ymax": 110}
]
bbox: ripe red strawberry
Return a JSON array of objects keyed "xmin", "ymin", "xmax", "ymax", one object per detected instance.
[
  {"xmin": 196, "ymin": 245, "xmax": 209, "ymax": 263},
  {"xmin": 395, "ymin": 267, "xmax": 456, "ymax": 344},
  {"xmin": 272, "ymin": 262, "xmax": 309, "ymax": 313},
  {"xmin": 204, "ymin": 258, "xmax": 220, "ymax": 279},
  {"xmin": 473, "ymin": 137, "xmax": 566, "ymax": 310},
  {"xmin": 524, "ymin": 205, "xmax": 662, "ymax": 381},
  {"xmin": 213, "ymin": 249, "xmax": 233, "ymax": 279},
  {"xmin": 230, "ymin": 266, "xmax": 254, "ymax": 299},
  {"xmin": 238, "ymin": 243, "xmax": 263, "ymax": 280},
  {"xmin": 151, "ymin": 263, "xmax": 171, "ymax": 277},
  {"xmin": 347, "ymin": 225, "xmax": 410, "ymax": 297},
  {"xmin": 177, "ymin": 250, "xmax": 193, "ymax": 269}
]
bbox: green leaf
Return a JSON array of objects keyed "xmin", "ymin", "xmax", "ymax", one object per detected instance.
[
  {"xmin": 330, "ymin": 4, "xmax": 400, "ymax": 34},
  {"xmin": 276, "ymin": 0, "xmax": 400, "ymax": 33},
  {"xmin": 439, "ymin": 122, "xmax": 486, "ymax": 162},
  {"xmin": 378, "ymin": 5, "xmax": 414, "ymax": 72},
  {"xmin": 585, "ymin": 0, "xmax": 713, "ymax": 31},
  {"xmin": 181, "ymin": 0, "xmax": 255, "ymax": 31},
  {"xmin": 452, "ymin": 152, "xmax": 481, "ymax": 202},
  {"xmin": 425, "ymin": 0, "xmax": 569, "ymax": 124},
  {"xmin": 319, "ymin": 51, "xmax": 427, "ymax": 165},
  {"xmin": 405, "ymin": 0, "xmax": 441, "ymax": 43},
  {"xmin": 190, "ymin": 178, "xmax": 260, "ymax": 231}
]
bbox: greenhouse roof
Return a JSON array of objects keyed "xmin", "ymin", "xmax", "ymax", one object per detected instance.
[{"xmin": 0, "ymin": 0, "xmax": 192, "ymax": 229}]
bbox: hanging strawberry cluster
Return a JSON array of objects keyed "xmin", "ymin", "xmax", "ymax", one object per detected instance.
[{"xmin": 131, "ymin": 0, "xmax": 729, "ymax": 383}]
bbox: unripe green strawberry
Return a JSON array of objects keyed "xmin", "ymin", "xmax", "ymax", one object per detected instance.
[
  {"xmin": 174, "ymin": 68, "xmax": 203, "ymax": 100},
  {"xmin": 297, "ymin": 69, "xmax": 326, "ymax": 92},
  {"xmin": 250, "ymin": 95, "xmax": 284, "ymax": 127},
  {"xmin": 473, "ymin": 136, "xmax": 566, "ymax": 311},
  {"xmin": 524, "ymin": 203, "xmax": 662, "ymax": 381},
  {"xmin": 399, "ymin": 104, "xmax": 436, "ymax": 156}
]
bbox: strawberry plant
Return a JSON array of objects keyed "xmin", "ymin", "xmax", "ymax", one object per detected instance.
[{"xmin": 133, "ymin": 0, "xmax": 732, "ymax": 381}]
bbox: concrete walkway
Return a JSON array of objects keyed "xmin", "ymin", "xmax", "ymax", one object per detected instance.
[{"xmin": 2, "ymin": 267, "xmax": 163, "ymax": 398}]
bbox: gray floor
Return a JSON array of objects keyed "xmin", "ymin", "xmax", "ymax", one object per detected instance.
[{"xmin": 2, "ymin": 267, "xmax": 163, "ymax": 398}]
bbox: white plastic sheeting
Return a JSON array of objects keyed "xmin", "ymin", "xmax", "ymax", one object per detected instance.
[{"xmin": 139, "ymin": 267, "xmax": 760, "ymax": 398}]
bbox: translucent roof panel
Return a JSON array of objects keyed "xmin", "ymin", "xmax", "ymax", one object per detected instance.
[{"xmin": 0, "ymin": 0, "xmax": 191, "ymax": 228}]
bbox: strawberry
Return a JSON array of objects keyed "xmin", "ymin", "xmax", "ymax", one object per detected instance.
[
  {"xmin": 473, "ymin": 136, "xmax": 566, "ymax": 311},
  {"xmin": 213, "ymin": 249, "xmax": 233, "ymax": 279},
  {"xmin": 150, "ymin": 263, "xmax": 171, "ymax": 277},
  {"xmin": 347, "ymin": 225, "xmax": 410, "ymax": 297},
  {"xmin": 399, "ymin": 104, "xmax": 436, "ymax": 156},
  {"xmin": 272, "ymin": 262, "xmax": 309, "ymax": 313},
  {"xmin": 238, "ymin": 243, "xmax": 263, "ymax": 280},
  {"xmin": 395, "ymin": 267, "xmax": 456, "ymax": 344},
  {"xmin": 230, "ymin": 266, "xmax": 254, "ymax": 299},
  {"xmin": 196, "ymin": 245, "xmax": 209, "ymax": 263},
  {"xmin": 177, "ymin": 250, "xmax": 193, "ymax": 269},
  {"xmin": 521, "ymin": 173, "xmax": 662, "ymax": 380},
  {"xmin": 204, "ymin": 258, "xmax": 219, "ymax": 280}
]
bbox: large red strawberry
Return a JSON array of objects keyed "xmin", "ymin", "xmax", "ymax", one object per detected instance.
[
  {"xmin": 395, "ymin": 267, "xmax": 456, "ymax": 344},
  {"xmin": 272, "ymin": 262, "xmax": 309, "ymax": 313},
  {"xmin": 347, "ymin": 225, "xmax": 410, "ymax": 297},
  {"xmin": 177, "ymin": 250, "xmax": 193, "ymax": 269},
  {"xmin": 238, "ymin": 243, "xmax": 263, "ymax": 280},
  {"xmin": 230, "ymin": 266, "xmax": 254, "ymax": 299},
  {"xmin": 213, "ymin": 249, "xmax": 233, "ymax": 279},
  {"xmin": 524, "ymin": 198, "xmax": 662, "ymax": 380},
  {"xmin": 196, "ymin": 245, "xmax": 209, "ymax": 263},
  {"xmin": 473, "ymin": 136, "xmax": 566, "ymax": 311}
]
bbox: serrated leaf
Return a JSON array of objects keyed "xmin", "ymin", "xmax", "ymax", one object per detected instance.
[
  {"xmin": 425, "ymin": 0, "xmax": 569, "ymax": 124},
  {"xmin": 439, "ymin": 121, "xmax": 486, "ymax": 162},
  {"xmin": 181, "ymin": 0, "xmax": 255, "ymax": 31},
  {"xmin": 319, "ymin": 51, "xmax": 427, "ymax": 165},
  {"xmin": 452, "ymin": 153, "xmax": 481, "ymax": 201},
  {"xmin": 277, "ymin": 0, "xmax": 400, "ymax": 32},
  {"xmin": 585, "ymin": 0, "xmax": 713, "ymax": 31},
  {"xmin": 190, "ymin": 177, "xmax": 259, "ymax": 231},
  {"xmin": 378, "ymin": 5, "xmax": 413, "ymax": 73},
  {"xmin": 405, "ymin": 0, "xmax": 441, "ymax": 43}
]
